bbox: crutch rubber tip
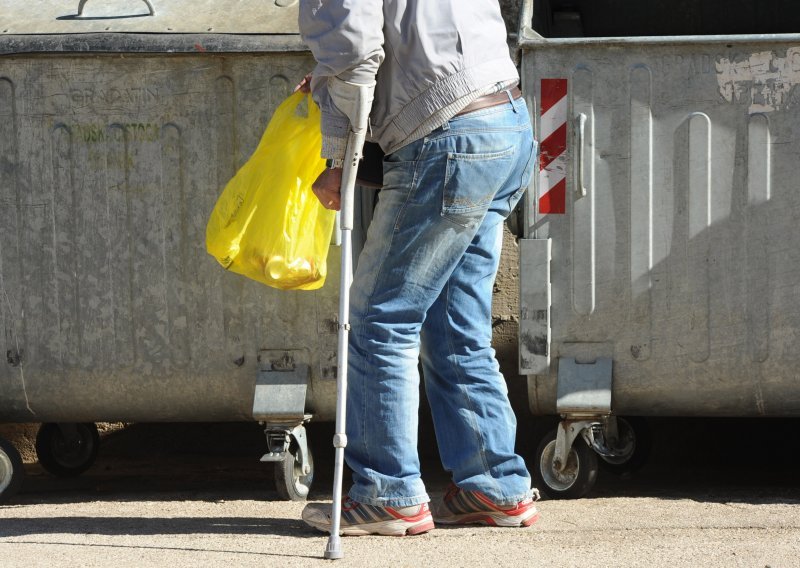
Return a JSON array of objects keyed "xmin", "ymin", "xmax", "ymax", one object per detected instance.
[{"xmin": 324, "ymin": 538, "xmax": 344, "ymax": 559}]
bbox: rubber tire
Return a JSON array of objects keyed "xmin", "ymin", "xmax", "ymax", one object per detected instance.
[
  {"xmin": 534, "ymin": 428, "xmax": 599, "ymax": 499},
  {"xmin": 36, "ymin": 423, "xmax": 100, "ymax": 478},
  {"xmin": 0, "ymin": 437, "xmax": 24, "ymax": 503},
  {"xmin": 274, "ymin": 442, "xmax": 314, "ymax": 501},
  {"xmin": 599, "ymin": 417, "xmax": 652, "ymax": 475}
]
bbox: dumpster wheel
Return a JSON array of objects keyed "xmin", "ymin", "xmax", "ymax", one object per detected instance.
[
  {"xmin": 0, "ymin": 437, "xmax": 24, "ymax": 503},
  {"xmin": 534, "ymin": 428, "xmax": 598, "ymax": 499},
  {"xmin": 36, "ymin": 423, "xmax": 100, "ymax": 478},
  {"xmin": 275, "ymin": 439, "xmax": 314, "ymax": 501},
  {"xmin": 597, "ymin": 417, "xmax": 651, "ymax": 475}
]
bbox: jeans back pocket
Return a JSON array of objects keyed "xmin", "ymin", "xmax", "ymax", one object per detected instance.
[{"xmin": 441, "ymin": 146, "xmax": 515, "ymax": 229}]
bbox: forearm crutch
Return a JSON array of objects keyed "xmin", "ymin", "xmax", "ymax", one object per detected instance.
[{"xmin": 325, "ymin": 81, "xmax": 374, "ymax": 560}]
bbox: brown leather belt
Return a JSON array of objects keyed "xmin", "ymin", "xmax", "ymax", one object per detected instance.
[{"xmin": 456, "ymin": 86, "xmax": 522, "ymax": 117}]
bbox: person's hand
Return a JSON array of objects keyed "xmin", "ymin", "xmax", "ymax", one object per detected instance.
[
  {"xmin": 312, "ymin": 167, "xmax": 343, "ymax": 211},
  {"xmin": 294, "ymin": 73, "xmax": 313, "ymax": 94}
]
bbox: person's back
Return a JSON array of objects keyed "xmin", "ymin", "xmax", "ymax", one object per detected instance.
[{"xmin": 300, "ymin": 0, "xmax": 518, "ymax": 157}]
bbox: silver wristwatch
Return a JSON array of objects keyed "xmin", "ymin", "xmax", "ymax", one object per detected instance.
[{"xmin": 325, "ymin": 158, "xmax": 344, "ymax": 169}]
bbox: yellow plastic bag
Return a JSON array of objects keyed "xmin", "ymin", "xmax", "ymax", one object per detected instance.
[{"xmin": 206, "ymin": 91, "xmax": 335, "ymax": 290}]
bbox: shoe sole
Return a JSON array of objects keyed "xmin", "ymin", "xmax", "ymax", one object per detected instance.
[
  {"xmin": 434, "ymin": 510, "xmax": 540, "ymax": 528},
  {"xmin": 306, "ymin": 517, "xmax": 435, "ymax": 536}
]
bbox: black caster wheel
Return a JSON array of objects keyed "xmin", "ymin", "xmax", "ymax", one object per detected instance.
[
  {"xmin": 36, "ymin": 423, "xmax": 100, "ymax": 478},
  {"xmin": 598, "ymin": 417, "xmax": 652, "ymax": 475}
]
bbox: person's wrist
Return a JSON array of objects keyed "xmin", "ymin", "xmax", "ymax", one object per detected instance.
[{"xmin": 325, "ymin": 158, "xmax": 344, "ymax": 170}]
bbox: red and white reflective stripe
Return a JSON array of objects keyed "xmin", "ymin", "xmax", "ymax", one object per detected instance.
[{"xmin": 539, "ymin": 79, "xmax": 568, "ymax": 214}]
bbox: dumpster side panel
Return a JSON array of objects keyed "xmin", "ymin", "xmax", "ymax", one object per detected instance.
[
  {"xmin": 0, "ymin": 74, "xmax": 29, "ymax": 418},
  {"xmin": 521, "ymin": 42, "xmax": 800, "ymax": 417},
  {"xmin": 0, "ymin": 54, "xmax": 340, "ymax": 423}
]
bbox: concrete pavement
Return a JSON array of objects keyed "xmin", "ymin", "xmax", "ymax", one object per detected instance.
[{"xmin": 1, "ymin": 420, "xmax": 799, "ymax": 567}]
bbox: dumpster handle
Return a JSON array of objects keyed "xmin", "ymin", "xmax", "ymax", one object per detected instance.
[
  {"xmin": 77, "ymin": 0, "xmax": 156, "ymax": 17},
  {"xmin": 576, "ymin": 112, "xmax": 588, "ymax": 197}
]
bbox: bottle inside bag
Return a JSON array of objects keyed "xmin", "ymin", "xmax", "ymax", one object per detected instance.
[{"xmin": 265, "ymin": 255, "xmax": 318, "ymax": 287}]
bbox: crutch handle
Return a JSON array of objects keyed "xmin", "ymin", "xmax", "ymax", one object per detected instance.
[{"xmin": 333, "ymin": 81, "xmax": 374, "ymax": 230}]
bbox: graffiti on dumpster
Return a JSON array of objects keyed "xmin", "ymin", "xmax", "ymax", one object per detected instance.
[
  {"xmin": 716, "ymin": 47, "xmax": 800, "ymax": 113},
  {"xmin": 69, "ymin": 86, "xmax": 160, "ymax": 109},
  {"xmin": 72, "ymin": 122, "xmax": 161, "ymax": 144}
]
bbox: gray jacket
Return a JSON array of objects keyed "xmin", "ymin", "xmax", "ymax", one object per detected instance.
[{"xmin": 298, "ymin": 0, "xmax": 518, "ymax": 158}]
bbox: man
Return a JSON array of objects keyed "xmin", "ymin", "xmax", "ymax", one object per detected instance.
[{"xmin": 299, "ymin": 0, "xmax": 539, "ymax": 536}]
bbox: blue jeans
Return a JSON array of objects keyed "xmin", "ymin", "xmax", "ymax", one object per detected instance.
[{"xmin": 346, "ymin": 95, "xmax": 537, "ymax": 508}]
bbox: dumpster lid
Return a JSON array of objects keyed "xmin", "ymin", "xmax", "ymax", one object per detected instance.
[{"xmin": 0, "ymin": 0, "xmax": 300, "ymax": 35}]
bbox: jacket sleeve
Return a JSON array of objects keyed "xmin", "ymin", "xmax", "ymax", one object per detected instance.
[{"xmin": 298, "ymin": 0, "xmax": 384, "ymax": 160}]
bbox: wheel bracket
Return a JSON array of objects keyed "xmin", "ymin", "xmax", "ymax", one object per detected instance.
[
  {"xmin": 588, "ymin": 416, "xmax": 629, "ymax": 458},
  {"xmin": 553, "ymin": 356, "xmax": 614, "ymax": 471},
  {"xmin": 260, "ymin": 416, "xmax": 312, "ymax": 476},
  {"xmin": 554, "ymin": 419, "xmax": 596, "ymax": 472}
]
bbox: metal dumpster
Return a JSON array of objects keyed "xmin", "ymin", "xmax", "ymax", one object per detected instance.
[
  {"xmin": 517, "ymin": 0, "xmax": 800, "ymax": 497},
  {"xmin": 0, "ymin": 0, "xmax": 336, "ymax": 501}
]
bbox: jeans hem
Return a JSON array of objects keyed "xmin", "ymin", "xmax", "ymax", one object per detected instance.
[
  {"xmin": 348, "ymin": 489, "xmax": 431, "ymax": 509},
  {"xmin": 456, "ymin": 482, "xmax": 535, "ymax": 506},
  {"xmin": 476, "ymin": 488, "xmax": 535, "ymax": 506}
]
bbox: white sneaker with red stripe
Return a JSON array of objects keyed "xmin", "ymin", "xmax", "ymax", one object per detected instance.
[
  {"xmin": 302, "ymin": 496, "xmax": 434, "ymax": 536},
  {"xmin": 433, "ymin": 483, "xmax": 540, "ymax": 527}
]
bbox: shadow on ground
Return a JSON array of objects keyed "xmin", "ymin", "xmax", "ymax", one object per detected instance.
[
  {"xmin": 4, "ymin": 414, "xmax": 799, "ymax": 507},
  {"xmin": 0, "ymin": 515, "xmax": 314, "ymax": 538}
]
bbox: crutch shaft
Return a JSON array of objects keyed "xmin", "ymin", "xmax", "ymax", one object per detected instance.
[{"xmin": 324, "ymin": 80, "xmax": 374, "ymax": 560}]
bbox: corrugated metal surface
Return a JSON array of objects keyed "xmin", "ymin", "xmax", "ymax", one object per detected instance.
[
  {"xmin": 0, "ymin": 0, "xmax": 300, "ymax": 35},
  {"xmin": 0, "ymin": 52, "xmax": 342, "ymax": 422},
  {"xmin": 520, "ymin": 39, "xmax": 800, "ymax": 417}
]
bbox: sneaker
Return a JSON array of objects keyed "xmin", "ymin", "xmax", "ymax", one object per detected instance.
[
  {"xmin": 302, "ymin": 496, "xmax": 435, "ymax": 536},
  {"xmin": 433, "ymin": 483, "xmax": 540, "ymax": 527}
]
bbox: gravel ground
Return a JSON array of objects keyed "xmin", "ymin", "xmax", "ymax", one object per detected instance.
[
  {"xmin": 2, "ymin": 487, "xmax": 799, "ymax": 567},
  {"xmin": 1, "ymin": 420, "xmax": 799, "ymax": 567}
]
